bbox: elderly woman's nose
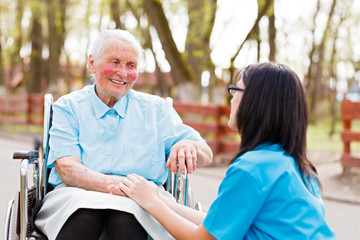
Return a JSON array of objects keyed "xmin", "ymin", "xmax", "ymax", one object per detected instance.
[{"xmin": 115, "ymin": 65, "xmax": 128, "ymax": 77}]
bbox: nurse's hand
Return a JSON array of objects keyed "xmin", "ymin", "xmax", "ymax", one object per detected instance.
[
  {"xmin": 118, "ymin": 174, "xmax": 160, "ymax": 210},
  {"xmin": 166, "ymin": 139, "xmax": 198, "ymax": 174}
]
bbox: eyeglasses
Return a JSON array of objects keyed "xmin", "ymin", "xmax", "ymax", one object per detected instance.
[{"xmin": 227, "ymin": 84, "xmax": 245, "ymax": 96}]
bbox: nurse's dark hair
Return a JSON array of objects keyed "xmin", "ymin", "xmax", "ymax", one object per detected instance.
[{"xmin": 231, "ymin": 62, "xmax": 319, "ymax": 188}]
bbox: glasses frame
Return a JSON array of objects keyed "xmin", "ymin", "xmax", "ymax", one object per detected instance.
[{"xmin": 227, "ymin": 84, "xmax": 245, "ymax": 96}]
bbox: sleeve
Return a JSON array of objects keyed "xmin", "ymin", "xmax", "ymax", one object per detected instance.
[
  {"xmin": 47, "ymin": 98, "xmax": 81, "ymax": 168},
  {"xmin": 157, "ymin": 99, "xmax": 204, "ymax": 154},
  {"xmin": 203, "ymin": 164, "xmax": 266, "ymax": 240}
]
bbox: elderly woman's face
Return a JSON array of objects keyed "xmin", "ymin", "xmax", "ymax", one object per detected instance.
[{"xmin": 89, "ymin": 39, "xmax": 139, "ymax": 106}]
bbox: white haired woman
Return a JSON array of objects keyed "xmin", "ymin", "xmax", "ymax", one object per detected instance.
[{"xmin": 35, "ymin": 29, "xmax": 213, "ymax": 240}]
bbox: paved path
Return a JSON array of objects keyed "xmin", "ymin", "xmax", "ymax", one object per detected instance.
[
  {"xmin": 0, "ymin": 134, "xmax": 33, "ymax": 238},
  {"xmin": 1, "ymin": 133, "xmax": 360, "ymax": 239},
  {"xmin": 190, "ymin": 165, "xmax": 360, "ymax": 240}
]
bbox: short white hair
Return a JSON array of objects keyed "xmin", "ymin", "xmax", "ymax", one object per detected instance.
[{"xmin": 89, "ymin": 29, "xmax": 143, "ymax": 63}]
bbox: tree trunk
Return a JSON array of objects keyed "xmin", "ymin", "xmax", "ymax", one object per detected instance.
[
  {"xmin": 143, "ymin": 0, "xmax": 194, "ymax": 85},
  {"xmin": 47, "ymin": 0, "xmax": 67, "ymax": 91},
  {"xmin": 11, "ymin": 0, "xmax": 24, "ymax": 68},
  {"xmin": 186, "ymin": 0, "xmax": 217, "ymax": 101},
  {"xmin": 309, "ymin": 0, "xmax": 337, "ymax": 120},
  {"xmin": 329, "ymin": 5, "xmax": 346, "ymax": 136},
  {"xmin": 268, "ymin": 13, "xmax": 276, "ymax": 62},
  {"xmin": 305, "ymin": 0, "xmax": 321, "ymax": 93},
  {"xmin": 8, "ymin": 0, "xmax": 24, "ymax": 92},
  {"xmin": 110, "ymin": 0, "xmax": 124, "ymax": 29},
  {"xmin": 254, "ymin": 24, "xmax": 261, "ymax": 62},
  {"xmin": 204, "ymin": 0, "xmax": 217, "ymax": 103},
  {"xmin": 27, "ymin": 3, "xmax": 43, "ymax": 94},
  {"xmin": 127, "ymin": 1, "xmax": 171, "ymax": 96},
  {"xmin": 82, "ymin": 0, "xmax": 92, "ymax": 84}
]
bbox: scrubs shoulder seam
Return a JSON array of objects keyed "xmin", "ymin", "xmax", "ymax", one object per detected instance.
[{"xmin": 231, "ymin": 163, "xmax": 267, "ymax": 198}]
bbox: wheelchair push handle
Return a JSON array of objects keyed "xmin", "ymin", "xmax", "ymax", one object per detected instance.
[{"xmin": 13, "ymin": 150, "xmax": 39, "ymax": 160}]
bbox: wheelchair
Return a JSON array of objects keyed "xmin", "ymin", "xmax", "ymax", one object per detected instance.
[{"xmin": 4, "ymin": 93, "xmax": 201, "ymax": 240}]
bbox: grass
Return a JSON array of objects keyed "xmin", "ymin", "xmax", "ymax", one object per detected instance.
[
  {"xmin": 307, "ymin": 118, "xmax": 360, "ymax": 151},
  {"xmin": 0, "ymin": 124, "xmax": 42, "ymax": 136}
]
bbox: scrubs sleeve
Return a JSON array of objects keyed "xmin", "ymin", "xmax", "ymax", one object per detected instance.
[
  {"xmin": 47, "ymin": 98, "xmax": 81, "ymax": 168},
  {"xmin": 157, "ymin": 99, "xmax": 204, "ymax": 154},
  {"xmin": 203, "ymin": 164, "xmax": 266, "ymax": 240}
]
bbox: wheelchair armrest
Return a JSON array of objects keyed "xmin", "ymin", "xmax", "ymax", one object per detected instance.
[{"xmin": 13, "ymin": 150, "xmax": 39, "ymax": 160}]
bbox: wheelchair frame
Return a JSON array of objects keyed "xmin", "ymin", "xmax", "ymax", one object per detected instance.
[{"xmin": 4, "ymin": 94, "xmax": 200, "ymax": 240}]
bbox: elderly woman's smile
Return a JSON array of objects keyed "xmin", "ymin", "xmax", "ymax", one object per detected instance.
[{"xmin": 110, "ymin": 79, "xmax": 127, "ymax": 85}]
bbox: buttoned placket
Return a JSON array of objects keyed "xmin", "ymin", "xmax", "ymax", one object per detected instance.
[{"xmin": 106, "ymin": 109, "xmax": 118, "ymax": 164}]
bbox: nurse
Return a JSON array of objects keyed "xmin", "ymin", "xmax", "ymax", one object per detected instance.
[{"xmin": 113, "ymin": 62, "xmax": 337, "ymax": 239}]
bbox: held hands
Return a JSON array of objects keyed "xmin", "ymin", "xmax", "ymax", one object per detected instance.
[
  {"xmin": 108, "ymin": 174, "xmax": 160, "ymax": 210},
  {"xmin": 166, "ymin": 139, "xmax": 198, "ymax": 174}
]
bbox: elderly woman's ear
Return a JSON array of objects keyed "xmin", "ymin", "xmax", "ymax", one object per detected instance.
[{"xmin": 88, "ymin": 54, "xmax": 96, "ymax": 73}]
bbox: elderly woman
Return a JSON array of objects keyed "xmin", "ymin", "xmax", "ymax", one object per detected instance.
[{"xmin": 35, "ymin": 29, "xmax": 213, "ymax": 240}]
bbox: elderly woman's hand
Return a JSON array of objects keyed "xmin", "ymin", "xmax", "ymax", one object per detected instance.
[
  {"xmin": 166, "ymin": 139, "xmax": 198, "ymax": 174},
  {"xmin": 118, "ymin": 174, "xmax": 161, "ymax": 211},
  {"xmin": 107, "ymin": 176, "xmax": 127, "ymax": 196}
]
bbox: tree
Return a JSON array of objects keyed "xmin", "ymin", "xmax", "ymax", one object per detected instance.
[
  {"xmin": 307, "ymin": 0, "xmax": 337, "ymax": 121},
  {"xmin": 27, "ymin": 0, "xmax": 44, "ymax": 93},
  {"xmin": 110, "ymin": 0, "xmax": 124, "ymax": 29},
  {"xmin": 268, "ymin": 7, "xmax": 276, "ymax": 62},
  {"xmin": 8, "ymin": 0, "xmax": 25, "ymax": 92},
  {"xmin": 127, "ymin": 1, "xmax": 171, "ymax": 95},
  {"xmin": 81, "ymin": 0, "xmax": 92, "ymax": 84},
  {"xmin": 328, "ymin": 0, "xmax": 352, "ymax": 136},
  {"xmin": 185, "ymin": 0, "xmax": 217, "ymax": 101},
  {"xmin": 143, "ymin": 0, "xmax": 193, "ymax": 88},
  {"xmin": 46, "ymin": 0, "xmax": 67, "ymax": 90}
]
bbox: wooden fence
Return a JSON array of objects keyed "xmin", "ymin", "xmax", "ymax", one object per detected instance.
[
  {"xmin": 341, "ymin": 99, "xmax": 360, "ymax": 169},
  {"xmin": 0, "ymin": 94, "xmax": 45, "ymax": 126},
  {"xmin": 0, "ymin": 94, "xmax": 239, "ymax": 156}
]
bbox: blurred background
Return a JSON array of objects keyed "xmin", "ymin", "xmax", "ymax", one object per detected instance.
[
  {"xmin": 1, "ymin": 1, "xmax": 360, "ymax": 238},
  {"xmin": 0, "ymin": 0, "xmax": 360, "ymax": 154}
]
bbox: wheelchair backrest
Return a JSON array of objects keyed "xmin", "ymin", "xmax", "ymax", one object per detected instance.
[{"xmin": 40, "ymin": 94, "xmax": 53, "ymax": 199}]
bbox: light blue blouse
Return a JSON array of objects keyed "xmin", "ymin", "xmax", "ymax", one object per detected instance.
[
  {"xmin": 47, "ymin": 84, "xmax": 203, "ymax": 187},
  {"xmin": 203, "ymin": 143, "xmax": 336, "ymax": 240}
]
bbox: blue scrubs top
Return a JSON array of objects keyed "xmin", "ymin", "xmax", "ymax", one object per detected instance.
[{"xmin": 203, "ymin": 143, "xmax": 336, "ymax": 239}]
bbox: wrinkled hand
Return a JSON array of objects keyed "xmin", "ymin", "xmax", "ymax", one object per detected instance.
[
  {"xmin": 118, "ymin": 174, "xmax": 160, "ymax": 210},
  {"xmin": 107, "ymin": 178, "xmax": 127, "ymax": 196},
  {"xmin": 107, "ymin": 185, "xmax": 126, "ymax": 196},
  {"xmin": 166, "ymin": 139, "xmax": 198, "ymax": 174}
]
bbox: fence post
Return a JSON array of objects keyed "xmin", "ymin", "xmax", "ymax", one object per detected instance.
[{"xmin": 26, "ymin": 95, "xmax": 31, "ymax": 125}]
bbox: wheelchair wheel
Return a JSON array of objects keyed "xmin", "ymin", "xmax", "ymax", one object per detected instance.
[
  {"xmin": 185, "ymin": 188, "xmax": 195, "ymax": 209},
  {"xmin": 8, "ymin": 192, "xmax": 20, "ymax": 240}
]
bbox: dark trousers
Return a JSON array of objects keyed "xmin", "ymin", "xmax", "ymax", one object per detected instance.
[{"xmin": 56, "ymin": 208, "xmax": 147, "ymax": 240}]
